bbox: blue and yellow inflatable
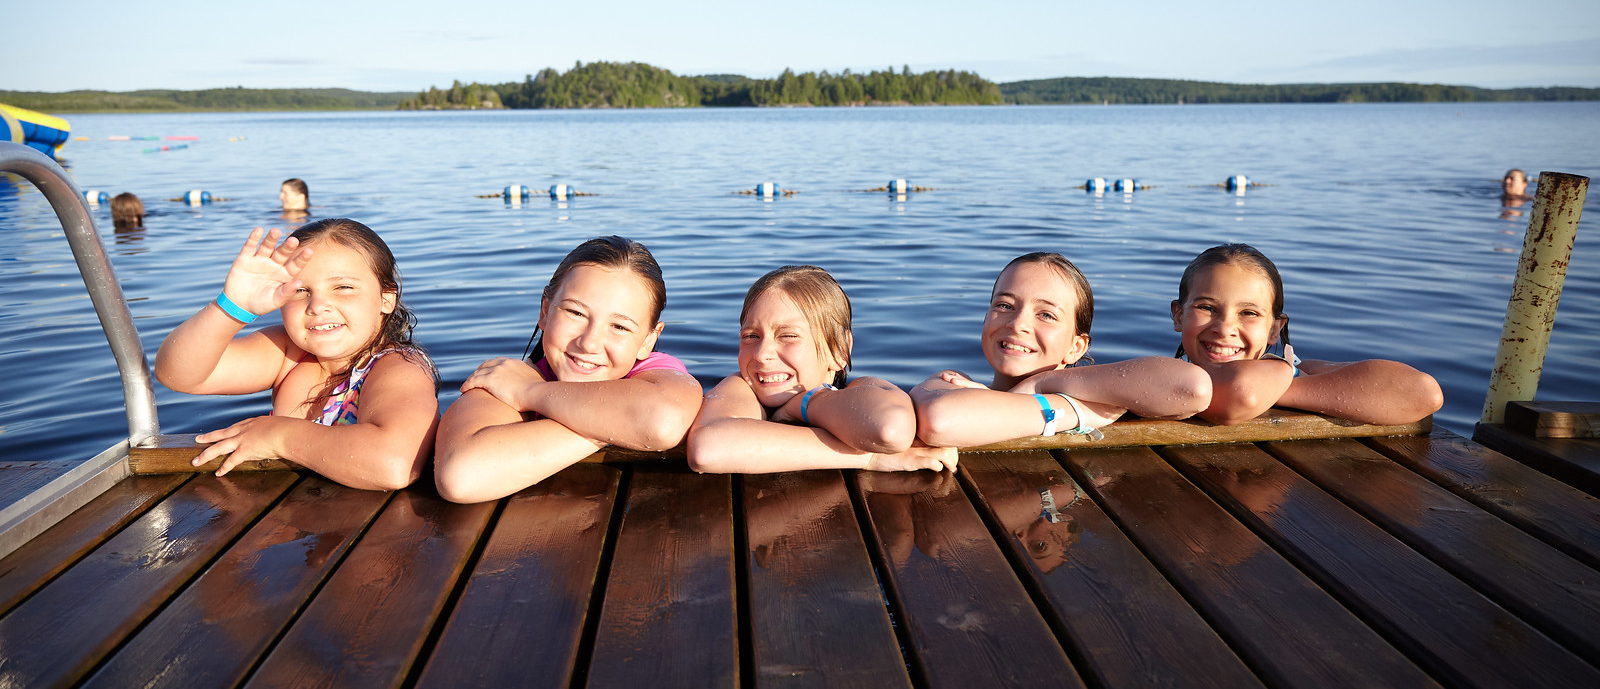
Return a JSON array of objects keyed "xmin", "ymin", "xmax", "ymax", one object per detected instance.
[{"xmin": 1, "ymin": 103, "xmax": 71, "ymax": 159}]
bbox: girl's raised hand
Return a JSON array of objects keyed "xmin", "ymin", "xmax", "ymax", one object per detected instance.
[
  {"xmin": 461, "ymin": 357, "xmax": 547, "ymax": 412},
  {"xmin": 223, "ymin": 227, "xmax": 313, "ymax": 316}
]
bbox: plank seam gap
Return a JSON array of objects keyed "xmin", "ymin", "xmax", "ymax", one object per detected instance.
[
  {"xmin": 843, "ymin": 469, "xmax": 929, "ymax": 689},
  {"xmin": 954, "ymin": 460, "xmax": 1107, "ymax": 689},
  {"xmin": 568, "ymin": 465, "xmax": 631, "ymax": 689},
  {"xmin": 401, "ymin": 489, "xmax": 512, "ymax": 688},
  {"xmin": 1052, "ymin": 448, "xmax": 1279, "ymax": 689},
  {"xmin": 80, "ymin": 473, "xmax": 304, "ymax": 686},
  {"xmin": 234, "ymin": 484, "xmax": 399, "ymax": 686}
]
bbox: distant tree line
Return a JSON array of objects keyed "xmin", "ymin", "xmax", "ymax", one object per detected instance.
[
  {"xmin": 465, "ymin": 61, "xmax": 1004, "ymax": 109},
  {"xmin": 398, "ymin": 80, "xmax": 504, "ymax": 110},
  {"xmin": 8, "ymin": 70, "xmax": 1596, "ymax": 114},
  {"xmin": 999, "ymin": 77, "xmax": 1600, "ymax": 104},
  {"xmin": 0, "ymin": 87, "xmax": 410, "ymax": 112}
]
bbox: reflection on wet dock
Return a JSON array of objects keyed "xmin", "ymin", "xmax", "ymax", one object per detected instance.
[{"xmin": 0, "ymin": 408, "xmax": 1597, "ymax": 688}]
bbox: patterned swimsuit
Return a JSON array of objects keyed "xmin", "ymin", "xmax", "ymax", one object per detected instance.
[{"xmin": 312, "ymin": 347, "xmax": 427, "ymax": 426}]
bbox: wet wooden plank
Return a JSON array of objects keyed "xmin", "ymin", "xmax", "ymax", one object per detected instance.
[
  {"xmin": 1366, "ymin": 427, "xmax": 1600, "ymax": 571},
  {"xmin": 414, "ymin": 464, "xmax": 621, "ymax": 689},
  {"xmin": 1474, "ymin": 423, "xmax": 1600, "ymax": 498},
  {"xmin": 0, "ymin": 472, "xmax": 296, "ymax": 688},
  {"xmin": 130, "ymin": 433, "xmax": 304, "ymax": 473},
  {"xmin": 0, "ymin": 460, "xmax": 78, "ymax": 511},
  {"xmin": 743, "ymin": 470, "xmax": 909, "ymax": 689},
  {"xmin": 1505, "ymin": 401, "xmax": 1600, "ymax": 438},
  {"xmin": 133, "ymin": 412, "xmax": 1430, "ymax": 472},
  {"xmin": 960, "ymin": 451, "xmax": 1263, "ymax": 689},
  {"xmin": 82, "ymin": 477, "xmax": 390, "ymax": 689},
  {"xmin": 0, "ymin": 473, "xmax": 187, "ymax": 616},
  {"xmin": 1167, "ymin": 442, "xmax": 1600, "ymax": 689},
  {"xmin": 1269, "ymin": 438, "xmax": 1600, "ymax": 662},
  {"xmin": 242, "ymin": 489, "xmax": 495, "ymax": 689},
  {"xmin": 1060, "ymin": 446, "xmax": 1439, "ymax": 689},
  {"xmin": 587, "ymin": 470, "xmax": 738, "ymax": 688},
  {"xmin": 854, "ymin": 469, "xmax": 1083, "ymax": 689}
]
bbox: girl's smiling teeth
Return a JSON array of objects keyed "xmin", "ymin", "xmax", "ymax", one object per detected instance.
[
  {"xmin": 566, "ymin": 353, "xmax": 602, "ymax": 372},
  {"xmin": 309, "ymin": 323, "xmax": 342, "ymax": 332},
  {"xmin": 757, "ymin": 371, "xmax": 793, "ymax": 385},
  {"xmin": 998, "ymin": 339, "xmax": 1035, "ymax": 354}
]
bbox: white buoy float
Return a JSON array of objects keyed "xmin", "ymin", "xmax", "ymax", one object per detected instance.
[
  {"xmin": 1084, "ymin": 178, "xmax": 1107, "ymax": 193},
  {"xmin": 83, "ymin": 190, "xmax": 108, "ymax": 206},
  {"xmin": 1115, "ymin": 178, "xmax": 1141, "ymax": 192},
  {"xmin": 887, "ymin": 179, "xmax": 910, "ymax": 194},
  {"xmin": 756, "ymin": 182, "xmax": 779, "ymax": 197},
  {"xmin": 1225, "ymin": 175, "xmax": 1251, "ymax": 195},
  {"xmin": 183, "ymin": 190, "xmax": 212, "ymax": 206},
  {"xmin": 550, "ymin": 184, "xmax": 576, "ymax": 200}
]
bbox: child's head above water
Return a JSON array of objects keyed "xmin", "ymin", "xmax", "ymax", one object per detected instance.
[
  {"xmin": 285, "ymin": 218, "xmax": 415, "ymax": 362},
  {"xmin": 738, "ymin": 265, "xmax": 852, "ymax": 406},
  {"xmin": 984, "ymin": 252, "xmax": 1094, "ymax": 386},
  {"xmin": 527, "ymin": 235, "xmax": 666, "ymax": 381},
  {"xmin": 1171, "ymin": 243, "xmax": 1290, "ymax": 364}
]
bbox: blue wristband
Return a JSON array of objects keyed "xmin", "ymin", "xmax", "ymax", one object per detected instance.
[
  {"xmin": 215, "ymin": 291, "xmax": 260, "ymax": 324},
  {"xmin": 800, "ymin": 384, "xmax": 836, "ymax": 424}
]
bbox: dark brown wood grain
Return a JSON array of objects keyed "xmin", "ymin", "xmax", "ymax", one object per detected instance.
[
  {"xmin": 242, "ymin": 488, "xmax": 494, "ymax": 689},
  {"xmin": 0, "ymin": 472, "xmax": 297, "ymax": 688},
  {"xmin": 129, "ymin": 433, "xmax": 304, "ymax": 473},
  {"xmin": 960, "ymin": 451, "xmax": 1263, "ymax": 689},
  {"xmin": 854, "ymin": 468, "xmax": 1083, "ymax": 689},
  {"xmin": 1367, "ymin": 427, "xmax": 1600, "ymax": 570},
  {"xmin": 1266, "ymin": 438, "xmax": 1600, "ymax": 663},
  {"xmin": 82, "ymin": 476, "xmax": 391, "ymax": 689},
  {"xmin": 1474, "ymin": 423, "xmax": 1600, "ymax": 497},
  {"xmin": 1505, "ymin": 401, "xmax": 1600, "ymax": 438},
  {"xmin": 0, "ymin": 473, "xmax": 186, "ymax": 616},
  {"xmin": 1060, "ymin": 446, "xmax": 1439, "ymax": 689},
  {"xmin": 586, "ymin": 469, "xmax": 739, "ymax": 689},
  {"xmin": 130, "ymin": 411, "xmax": 1431, "ymax": 473},
  {"xmin": 414, "ymin": 464, "xmax": 621, "ymax": 689},
  {"xmin": 1166, "ymin": 442, "xmax": 1600, "ymax": 689},
  {"xmin": 743, "ymin": 470, "xmax": 910, "ymax": 689}
]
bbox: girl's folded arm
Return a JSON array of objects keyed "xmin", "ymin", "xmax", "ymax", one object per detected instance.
[
  {"xmin": 155, "ymin": 311, "xmax": 293, "ymax": 394},
  {"xmin": 523, "ymin": 369, "xmax": 703, "ymax": 452},
  {"xmin": 433, "ymin": 389, "xmax": 605, "ymax": 503},
  {"xmin": 1014, "ymin": 357, "xmax": 1211, "ymax": 420},
  {"xmin": 1197, "ymin": 360, "xmax": 1296, "ymax": 425},
  {"xmin": 689, "ymin": 376, "xmax": 949, "ymax": 474},
  {"xmin": 911, "ymin": 372, "xmax": 1060, "ymax": 448},
  {"xmin": 1276, "ymin": 359, "xmax": 1443, "ymax": 426},
  {"xmin": 797, "ymin": 377, "xmax": 916, "ymax": 454}
]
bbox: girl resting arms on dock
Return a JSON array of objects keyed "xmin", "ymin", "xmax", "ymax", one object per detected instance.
[
  {"xmin": 154, "ymin": 220, "xmax": 439, "ymax": 490},
  {"xmin": 434, "ymin": 236, "xmax": 702, "ymax": 503},
  {"xmin": 912, "ymin": 252, "xmax": 1211, "ymax": 447},
  {"xmin": 689, "ymin": 265, "xmax": 957, "ymax": 473},
  {"xmin": 1171, "ymin": 243, "xmax": 1443, "ymax": 425}
]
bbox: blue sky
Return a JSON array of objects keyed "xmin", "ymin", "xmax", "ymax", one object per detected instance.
[{"xmin": 6, "ymin": 0, "xmax": 1598, "ymax": 92}]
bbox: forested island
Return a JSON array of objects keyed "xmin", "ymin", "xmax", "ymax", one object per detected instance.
[
  {"xmin": 6, "ymin": 61, "xmax": 1596, "ymax": 113},
  {"xmin": 401, "ymin": 62, "xmax": 1003, "ymax": 109}
]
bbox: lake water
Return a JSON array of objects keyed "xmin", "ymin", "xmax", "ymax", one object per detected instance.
[{"xmin": 2, "ymin": 103, "xmax": 1596, "ymax": 465}]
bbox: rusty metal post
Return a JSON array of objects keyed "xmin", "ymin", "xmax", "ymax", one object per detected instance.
[{"xmin": 1481, "ymin": 172, "xmax": 1589, "ymax": 424}]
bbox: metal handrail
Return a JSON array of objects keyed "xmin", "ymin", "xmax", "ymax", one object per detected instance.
[{"xmin": 0, "ymin": 142, "xmax": 160, "ymax": 444}]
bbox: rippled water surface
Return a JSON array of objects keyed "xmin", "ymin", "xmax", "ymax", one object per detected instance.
[{"xmin": 2, "ymin": 103, "xmax": 1596, "ymax": 464}]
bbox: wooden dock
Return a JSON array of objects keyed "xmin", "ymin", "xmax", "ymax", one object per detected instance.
[{"xmin": 0, "ymin": 406, "xmax": 1597, "ymax": 688}]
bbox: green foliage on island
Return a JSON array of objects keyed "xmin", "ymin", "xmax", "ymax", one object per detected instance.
[
  {"xmin": 398, "ymin": 80, "xmax": 505, "ymax": 110},
  {"xmin": 476, "ymin": 61, "xmax": 1003, "ymax": 109},
  {"xmin": 0, "ymin": 87, "xmax": 410, "ymax": 113},
  {"xmin": 999, "ymin": 77, "xmax": 1600, "ymax": 104}
]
